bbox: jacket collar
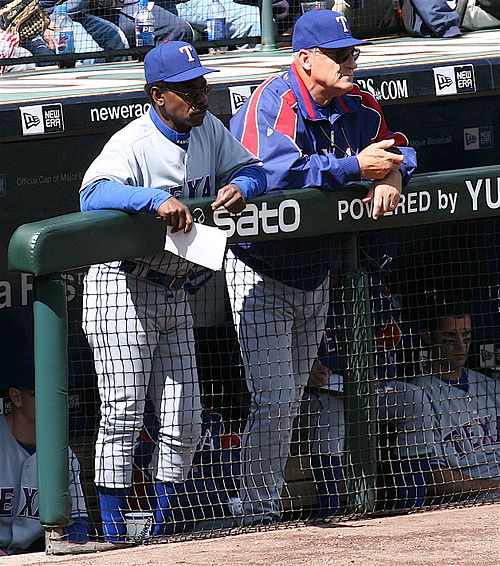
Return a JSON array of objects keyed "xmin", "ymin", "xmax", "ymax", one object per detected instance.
[{"xmin": 287, "ymin": 63, "xmax": 362, "ymax": 121}]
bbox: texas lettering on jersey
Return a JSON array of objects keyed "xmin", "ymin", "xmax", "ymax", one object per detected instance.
[
  {"xmin": 0, "ymin": 486, "xmax": 39, "ymax": 519},
  {"xmin": 443, "ymin": 415, "xmax": 500, "ymax": 459},
  {"xmin": 170, "ymin": 175, "xmax": 212, "ymax": 199}
]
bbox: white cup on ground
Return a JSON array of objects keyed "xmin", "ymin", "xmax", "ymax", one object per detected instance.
[
  {"xmin": 301, "ymin": 1, "xmax": 327, "ymax": 12},
  {"xmin": 124, "ymin": 512, "xmax": 154, "ymax": 542}
]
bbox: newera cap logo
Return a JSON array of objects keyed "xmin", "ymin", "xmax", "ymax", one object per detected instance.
[
  {"xmin": 20, "ymin": 104, "xmax": 65, "ymax": 136},
  {"xmin": 433, "ymin": 64, "xmax": 476, "ymax": 97},
  {"xmin": 435, "ymin": 74, "xmax": 453, "ymax": 89},
  {"xmin": 465, "ymin": 132, "xmax": 477, "ymax": 146},
  {"xmin": 23, "ymin": 113, "xmax": 41, "ymax": 129}
]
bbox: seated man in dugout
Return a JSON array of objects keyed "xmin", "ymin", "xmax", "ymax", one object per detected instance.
[
  {"xmin": 380, "ymin": 301, "xmax": 500, "ymax": 508},
  {"xmin": 0, "ymin": 353, "xmax": 90, "ymax": 555}
]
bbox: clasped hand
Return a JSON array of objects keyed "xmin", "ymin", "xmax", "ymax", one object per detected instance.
[
  {"xmin": 357, "ymin": 139, "xmax": 404, "ymax": 220},
  {"xmin": 156, "ymin": 183, "xmax": 246, "ymax": 233}
]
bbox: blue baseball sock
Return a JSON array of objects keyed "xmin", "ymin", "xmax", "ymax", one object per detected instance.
[
  {"xmin": 152, "ymin": 481, "xmax": 175, "ymax": 536},
  {"xmin": 311, "ymin": 454, "xmax": 342, "ymax": 518},
  {"xmin": 98, "ymin": 487, "xmax": 129, "ymax": 542},
  {"xmin": 64, "ymin": 516, "xmax": 91, "ymax": 543},
  {"xmin": 395, "ymin": 459, "xmax": 431, "ymax": 509}
]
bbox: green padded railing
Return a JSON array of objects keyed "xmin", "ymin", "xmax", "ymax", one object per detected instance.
[
  {"xmin": 7, "ymin": 165, "xmax": 499, "ymax": 528},
  {"xmin": 9, "ymin": 166, "xmax": 498, "ymax": 276}
]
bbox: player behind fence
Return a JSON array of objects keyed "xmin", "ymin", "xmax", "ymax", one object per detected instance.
[
  {"xmin": 0, "ymin": 345, "xmax": 89, "ymax": 555},
  {"xmin": 380, "ymin": 301, "xmax": 500, "ymax": 508},
  {"xmin": 299, "ymin": 242, "xmax": 402, "ymax": 519},
  {"xmin": 226, "ymin": 8, "xmax": 417, "ymax": 526},
  {"xmin": 79, "ymin": 40, "xmax": 266, "ymax": 541}
]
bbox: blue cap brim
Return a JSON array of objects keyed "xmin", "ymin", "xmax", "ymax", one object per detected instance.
[{"xmin": 158, "ymin": 66, "xmax": 219, "ymax": 84}]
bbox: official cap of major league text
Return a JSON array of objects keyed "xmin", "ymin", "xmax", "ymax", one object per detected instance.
[
  {"xmin": 292, "ymin": 9, "xmax": 371, "ymax": 51},
  {"xmin": 144, "ymin": 41, "xmax": 219, "ymax": 84}
]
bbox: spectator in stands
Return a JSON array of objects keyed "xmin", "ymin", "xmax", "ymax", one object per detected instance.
[
  {"xmin": 35, "ymin": 0, "xmax": 129, "ymax": 63},
  {"xmin": 23, "ymin": 0, "xmax": 123, "ymax": 64},
  {"xmin": 461, "ymin": 0, "xmax": 500, "ymax": 29},
  {"xmin": 401, "ymin": 0, "xmax": 462, "ymax": 37},
  {"xmin": 0, "ymin": 30, "xmax": 35, "ymax": 73},
  {"xmin": 176, "ymin": 0, "xmax": 260, "ymax": 49},
  {"xmin": 64, "ymin": 0, "xmax": 131, "ymax": 58},
  {"xmin": 331, "ymin": 0, "xmax": 403, "ymax": 37},
  {"xmin": 105, "ymin": 0, "xmax": 194, "ymax": 46},
  {"xmin": 227, "ymin": 8, "xmax": 416, "ymax": 527},
  {"xmin": 380, "ymin": 302, "xmax": 500, "ymax": 508},
  {"xmin": 0, "ymin": 354, "xmax": 90, "ymax": 555}
]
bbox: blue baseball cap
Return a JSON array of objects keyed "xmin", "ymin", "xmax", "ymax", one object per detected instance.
[
  {"xmin": 144, "ymin": 41, "xmax": 219, "ymax": 84},
  {"xmin": 0, "ymin": 313, "xmax": 34, "ymax": 392},
  {"xmin": 1, "ymin": 352, "xmax": 35, "ymax": 392},
  {"xmin": 292, "ymin": 10, "xmax": 371, "ymax": 51}
]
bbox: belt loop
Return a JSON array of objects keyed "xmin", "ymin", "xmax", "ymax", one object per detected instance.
[{"xmin": 119, "ymin": 260, "xmax": 185, "ymax": 289}]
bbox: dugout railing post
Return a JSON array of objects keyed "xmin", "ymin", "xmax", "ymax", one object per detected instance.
[
  {"xmin": 342, "ymin": 233, "xmax": 377, "ymax": 514},
  {"xmin": 33, "ymin": 275, "xmax": 72, "ymax": 529},
  {"xmin": 261, "ymin": 0, "xmax": 277, "ymax": 51}
]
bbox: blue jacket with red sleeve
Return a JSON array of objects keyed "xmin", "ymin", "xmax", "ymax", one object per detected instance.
[{"xmin": 229, "ymin": 63, "xmax": 417, "ymax": 290}]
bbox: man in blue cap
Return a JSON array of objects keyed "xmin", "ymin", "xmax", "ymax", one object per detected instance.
[
  {"xmin": 227, "ymin": 10, "xmax": 417, "ymax": 526},
  {"xmin": 79, "ymin": 40, "xmax": 266, "ymax": 541}
]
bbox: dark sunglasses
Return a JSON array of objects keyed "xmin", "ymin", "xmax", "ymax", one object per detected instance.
[
  {"xmin": 315, "ymin": 47, "xmax": 361, "ymax": 64},
  {"xmin": 166, "ymin": 84, "xmax": 212, "ymax": 103}
]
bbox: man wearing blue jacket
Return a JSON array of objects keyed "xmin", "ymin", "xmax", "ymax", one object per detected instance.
[{"xmin": 227, "ymin": 9, "xmax": 417, "ymax": 526}]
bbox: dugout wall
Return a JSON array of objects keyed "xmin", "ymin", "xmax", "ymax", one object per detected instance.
[{"xmin": 7, "ymin": 166, "xmax": 499, "ymax": 552}]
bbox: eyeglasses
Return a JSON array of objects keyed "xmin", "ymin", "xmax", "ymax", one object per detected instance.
[
  {"xmin": 314, "ymin": 47, "xmax": 361, "ymax": 64},
  {"xmin": 166, "ymin": 84, "xmax": 212, "ymax": 103}
]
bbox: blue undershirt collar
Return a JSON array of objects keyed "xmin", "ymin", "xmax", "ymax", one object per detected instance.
[
  {"xmin": 17, "ymin": 439, "xmax": 36, "ymax": 455},
  {"xmin": 150, "ymin": 107, "xmax": 191, "ymax": 150}
]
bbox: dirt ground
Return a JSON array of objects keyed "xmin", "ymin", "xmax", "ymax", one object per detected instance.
[{"xmin": 2, "ymin": 505, "xmax": 499, "ymax": 566}]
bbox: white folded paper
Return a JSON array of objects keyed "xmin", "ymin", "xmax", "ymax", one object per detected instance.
[{"xmin": 164, "ymin": 223, "xmax": 228, "ymax": 271}]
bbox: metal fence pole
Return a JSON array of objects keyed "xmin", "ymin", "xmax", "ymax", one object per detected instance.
[
  {"xmin": 261, "ymin": 0, "xmax": 276, "ymax": 50},
  {"xmin": 342, "ymin": 233, "xmax": 377, "ymax": 514},
  {"xmin": 34, "ymin": 275, "xmax": 71, "ymax": 528}
]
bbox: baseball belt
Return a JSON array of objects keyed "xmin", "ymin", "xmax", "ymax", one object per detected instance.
[{"xmin": 120, "ymin": 260, "xmax": 186, "ymax": 289}]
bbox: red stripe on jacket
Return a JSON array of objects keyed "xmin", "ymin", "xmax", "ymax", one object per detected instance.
[
  {"xmin": 274, "ymin": 89, "xmax": 298, "ymax": 141},
  {"xmin": 240, "ymin": 76, "xmax": 277, "ymax": 156}
]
